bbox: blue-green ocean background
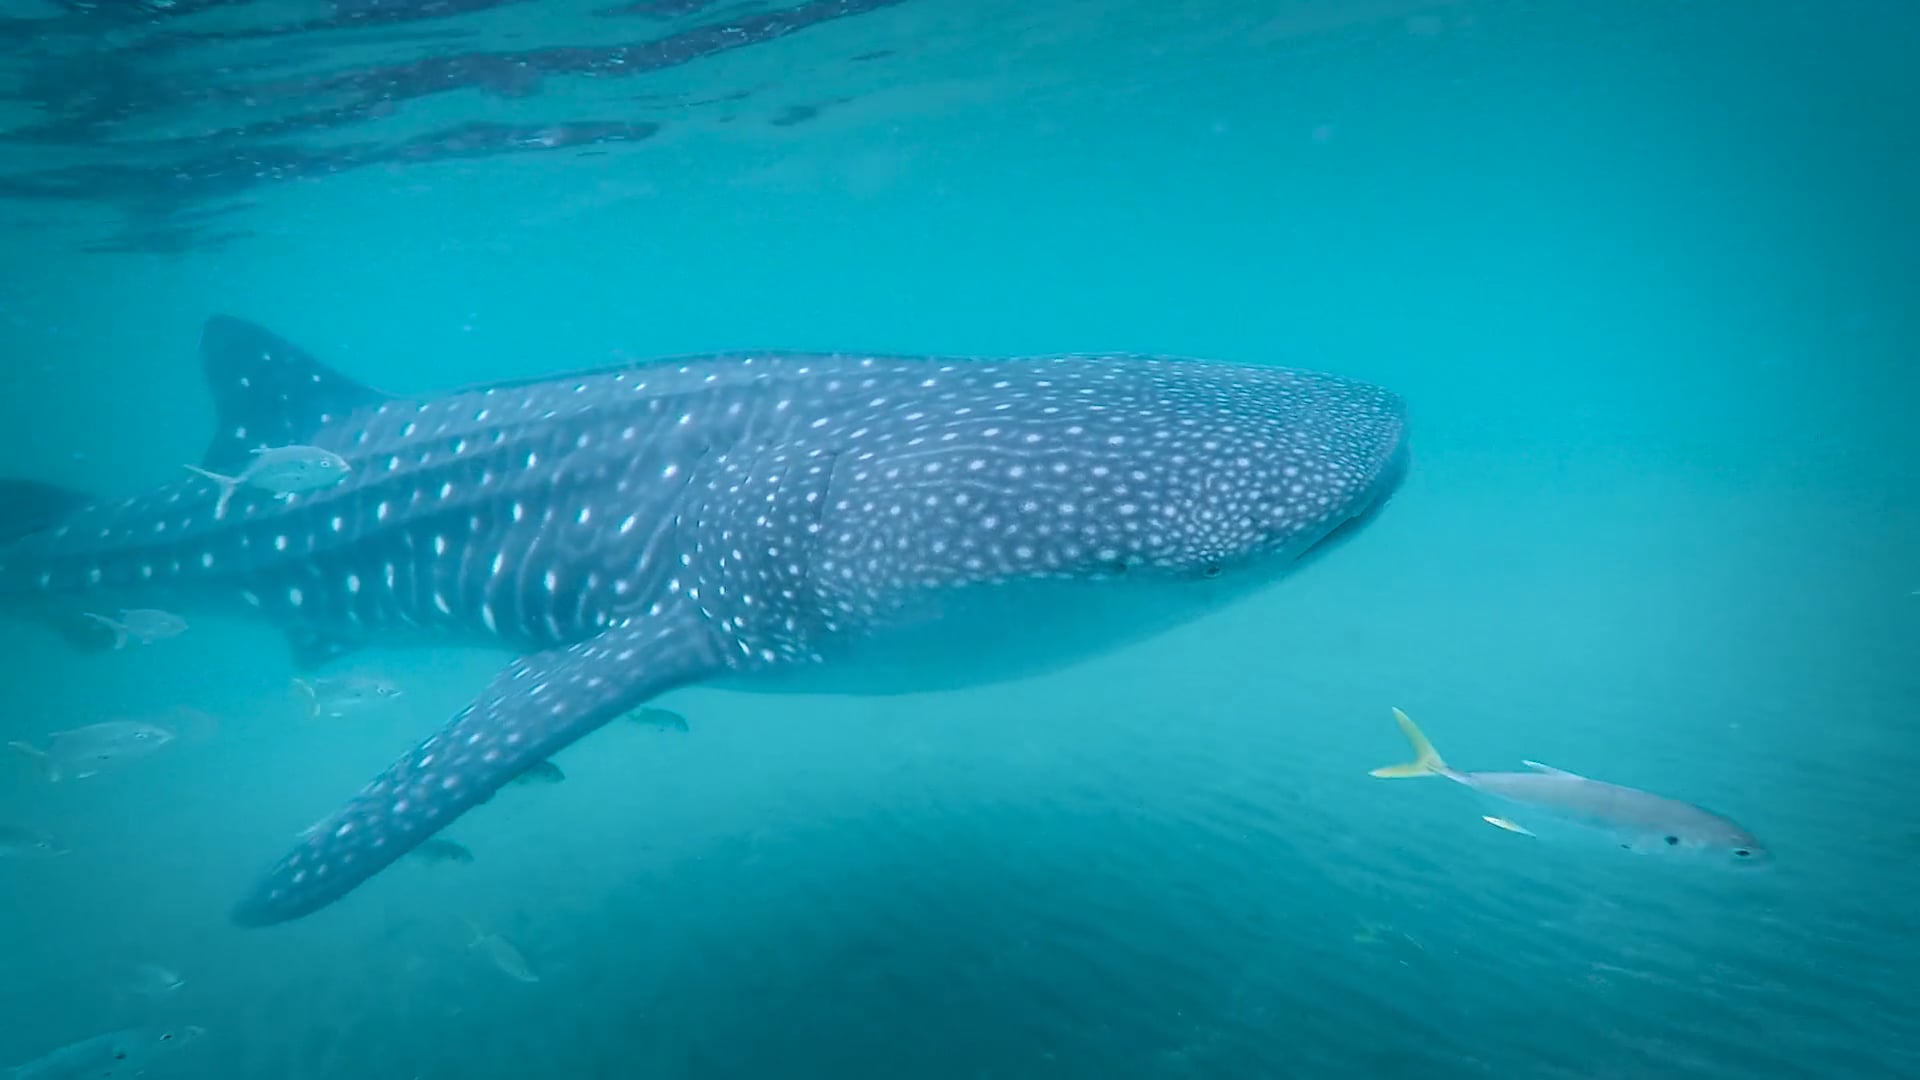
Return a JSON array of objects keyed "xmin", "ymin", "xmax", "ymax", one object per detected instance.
[{"xmin": 2, "ymin": 1, "xmax": 1917, "ymax": 1076}]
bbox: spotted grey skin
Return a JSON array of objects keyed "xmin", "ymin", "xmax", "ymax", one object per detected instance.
[{"xmin": 0, "ymin": 315, "xmax": 1408, "ymax": 926}]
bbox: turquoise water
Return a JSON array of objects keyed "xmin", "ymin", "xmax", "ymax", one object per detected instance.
[{"xmin": 2, "ymin": 1, "xmax": 1917, "ymax": 1076}]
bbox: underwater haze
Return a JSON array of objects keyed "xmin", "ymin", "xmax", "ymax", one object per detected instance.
[{"xmin": 2, "ymin": 1, "xmax": 1917, "ymax": 1077}]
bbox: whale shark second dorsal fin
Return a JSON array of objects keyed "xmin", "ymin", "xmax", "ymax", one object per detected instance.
[{"xmin": 198, "ymin": 315, "xmax": 390, "ymax": 473}]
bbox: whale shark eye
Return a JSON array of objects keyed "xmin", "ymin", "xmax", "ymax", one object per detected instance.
[{"xmin": 1663, "ymin": 835, "xmax": 1680, "ymax": 846}]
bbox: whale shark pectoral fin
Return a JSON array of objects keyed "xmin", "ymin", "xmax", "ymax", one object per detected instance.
[
  {"xmin": 229, "ymin": 612, "xmax": 723, "ymax": 928},
  {"xmin": 197, "ymin": 315, "xmax": 391, "ymax": 472}
]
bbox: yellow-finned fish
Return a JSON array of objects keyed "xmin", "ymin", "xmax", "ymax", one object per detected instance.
[{"xmin": 1371, "ymin": 708, "xmax": 1767, "ymax": 862}]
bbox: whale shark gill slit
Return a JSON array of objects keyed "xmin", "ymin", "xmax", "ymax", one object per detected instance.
[{"xmin": 230, "ymin": 611, "xmax": 724, "ymax": 927}]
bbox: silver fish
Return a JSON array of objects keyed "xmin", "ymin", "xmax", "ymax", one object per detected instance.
[
  {"xmin": 1371, "ymin": 708, "xmax": 1767, "ymax": 862},
  {"xmin": 8, "ymin": 719, "xmax": 176, "ymax": 782},
  {"xmin": 510, "ymin": 759, "xmax": 565, "ymax": 785},
  {"xmin": 627, "ymin": 706, "xmax": 689, "ymax": 733},
  {"xmin": 292, "ymin": 674, "xmax": 403, "ymax": 720},
  {"xmin": 117, "ymin": 962, "xmax": 187, "ymax": 999},
  {"xmin": 3, "ymin": 1024, "xmax": 204, "ymax": 1079},
  {"xmin": 409, "ymin": 838, "xmax": 474, "ymax": 864},
  {"xmin": 80, "ymin": 607, "xmax": 187, "ymax": 649},
  {"xmin": 183, "ymin": 443, "xmax": 349, "ymax": 518},
  {"xmin": 464, "ymin": 920, "xmax": 539, "ymax": 983},
  {"xmin": 0, "ymin": 825, "xmax": 69, "ymax": 858}
]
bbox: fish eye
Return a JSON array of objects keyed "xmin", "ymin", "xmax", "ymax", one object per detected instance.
[
  {"xmin": 1735, "ymin": 848, "xmax": 1752, "ymax": 857},
  {"xmin": 1663, "ymin": 835, "xmax": 1680, "ymax": 846},
  {"xmin": 161, "ymin": 1033, "xmax": 174, "ymax": 1041}
]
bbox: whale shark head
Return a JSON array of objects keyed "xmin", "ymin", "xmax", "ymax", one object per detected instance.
[{"xmin": 0, "ymin": 317, "xmax": 1407, "ymax": 925}]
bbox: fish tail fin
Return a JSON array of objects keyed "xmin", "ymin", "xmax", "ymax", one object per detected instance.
[
  {"xmin": 1369, "ymin": 707, "xmax": 1451, "ymax": 778},
  {"xmin": 82, "ymin": 612, "xmax": 129, "ymax": 649},
  {"xmin": 291, "ymin": 678, "xmax": 319, "ymax": 720},
  {"xmin": 181, "ymin": 464, "xmax": 239, "ymax": 517},
  {"xmin": 7, "ymin": 740, "xmax": 58, "ymax": 782}
]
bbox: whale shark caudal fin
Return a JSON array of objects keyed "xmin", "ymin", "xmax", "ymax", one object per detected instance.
[
  {"xmin": 0, "ymin": 479, "xmax": 94, "ymax": 547},
  {"xmin": 196, "ymin": 315, "xmax": 390, "ymax": 473},
  {"xmin": 1369, "ymin": 707, "xmax": 1453, "ymax": 779},
  {"xmin": 0, "ymin": 481, "xmax": 118, "ymax": 652},
  {"xmin": 229, "ymin": 612, "xmax": 725, "ymax": 927}
]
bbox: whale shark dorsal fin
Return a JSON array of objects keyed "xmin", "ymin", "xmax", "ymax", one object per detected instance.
[
  {"xmin": 229, "ymin": 611, "xmax": 724, "ymax": 927},
  {"xmin": 198, "ymin": 315, "xmax": 390, "ymax": 472},
  {"xmin": 1521, "ymin": 759, "xmax": 1582, "ymax": 778}
]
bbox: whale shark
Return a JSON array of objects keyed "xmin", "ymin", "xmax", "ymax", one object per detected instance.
[{"xmin": 0, "ymin": 315, "xmax": 1409, "ymax": 926}]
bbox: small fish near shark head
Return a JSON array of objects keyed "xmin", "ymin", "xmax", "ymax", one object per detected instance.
[{"xmin": 0, "ymin": 315, "xmax": 1408, "ymax": 926}]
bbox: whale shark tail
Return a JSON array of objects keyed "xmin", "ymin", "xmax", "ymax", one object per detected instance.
[
  {"xmin": 1369, "ymin": 707, "xmax": 1453, "ymax": 779},
  {"xmin": 0, "ymin": 480, "xmax": 124, "ymax": 653},
  {"xmin": 0, "ymin": 479, "xmax": 93, "ymax": 549}
]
